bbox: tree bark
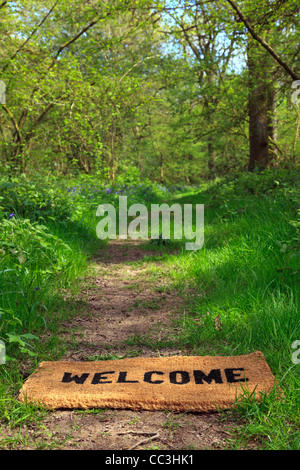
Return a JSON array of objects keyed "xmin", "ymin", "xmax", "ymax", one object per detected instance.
[{"xmin": 247, "ymin": 38, "xmax": 275, "ymax": 171}]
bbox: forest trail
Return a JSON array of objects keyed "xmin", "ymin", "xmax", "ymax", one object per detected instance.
[{"xmin": 11, "ymin": 240, "xmax": 240, "ymax": 450}]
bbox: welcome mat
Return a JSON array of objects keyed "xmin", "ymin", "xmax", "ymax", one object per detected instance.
[{"xmin": 18, "ymin": 352, "xmax": 276, "ymax": 412}]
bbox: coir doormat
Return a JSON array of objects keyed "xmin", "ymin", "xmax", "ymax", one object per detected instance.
[{"xmin": 18, "ymin": 351, "xmax": 276, "ymax": 412}]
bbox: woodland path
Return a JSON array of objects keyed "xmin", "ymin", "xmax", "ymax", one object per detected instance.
[{"xmin": 8, "ymin": 239, "xmax": 241, "ymax": 450}]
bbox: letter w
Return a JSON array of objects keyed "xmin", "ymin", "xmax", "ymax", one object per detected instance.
[{"xmin": 61, "ymin": 372, "xmax": 90, "ymax": 384}]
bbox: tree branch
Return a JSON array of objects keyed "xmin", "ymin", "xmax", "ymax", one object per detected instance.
[
  {"xmin": 226, "ymin": 0, "xmax": 300, "ymax": 80},
  {"xmin": 3, "ymin": 1, "xmax": 58, "ymax": 72},
  {"xmin": 2, "ymin": 104, "xmax": 22, "ymax": 144},
  {"xmin": 118, "ymin": 55, "xmax": 160, "ymax": 84},
  {"xmin": 17, "ymin": 11, "xmax": 112, "ymax": 133},
  {"xmin": 48, "ymin": 14, "xmax": 109, "ymax": 71}
]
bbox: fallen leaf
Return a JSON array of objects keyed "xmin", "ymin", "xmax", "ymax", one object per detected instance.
[{"xmin": 214, "ymin": 315, "xmax": 222, "ymax": 330}]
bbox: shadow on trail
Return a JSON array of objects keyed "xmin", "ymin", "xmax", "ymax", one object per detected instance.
[{"xmin": 92, "ymin": 238, "xmax": 181, "ymax": 265}]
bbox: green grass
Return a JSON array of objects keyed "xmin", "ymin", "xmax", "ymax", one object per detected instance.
[
  {"xmin": 0, "ymin": 176, "xmax": 103, "ymax": 439},
  {"xmin": 158, "ymin": 170, "xmax": 300, "ymax": 449},
  {"xmin": 125, "ymin": 169, "xmax": 300, "ymax": 449}
]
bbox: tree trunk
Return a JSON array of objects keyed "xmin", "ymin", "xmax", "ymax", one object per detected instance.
[
  {"xmin": 202, "ymin": 71, "xmax": 217, "ymax": 178},
  {"xmin": 247, "ymin": 38, "xmax": 275, "ymax": 171}
]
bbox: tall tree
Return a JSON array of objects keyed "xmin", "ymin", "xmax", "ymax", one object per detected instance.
[{"xmin": 225, "ymin": 0, "xmax": 300, "ymax": 170}]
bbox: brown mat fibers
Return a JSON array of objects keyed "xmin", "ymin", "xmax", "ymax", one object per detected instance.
[{"xmin": 18, "ymin": 351, "xmax": 276, "ymax": 412}]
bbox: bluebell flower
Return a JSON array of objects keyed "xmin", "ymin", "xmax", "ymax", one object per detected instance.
[
  {"xmin": 9, "ymin": 213, "xmax": 15, "ymax": 220},
  {"xmin": 105, "ymin": 188, "xmax": 111, "ymax": 194}
]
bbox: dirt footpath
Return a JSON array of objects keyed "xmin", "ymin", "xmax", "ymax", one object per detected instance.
[{"xmin": 4, "ymin": 239, "xmax": 241, "ymax": 450}]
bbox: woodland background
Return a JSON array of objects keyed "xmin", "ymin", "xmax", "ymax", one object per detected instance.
[{"xmin": 0, "ymin": 0, "xmax": 299, "ymax": 181}]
